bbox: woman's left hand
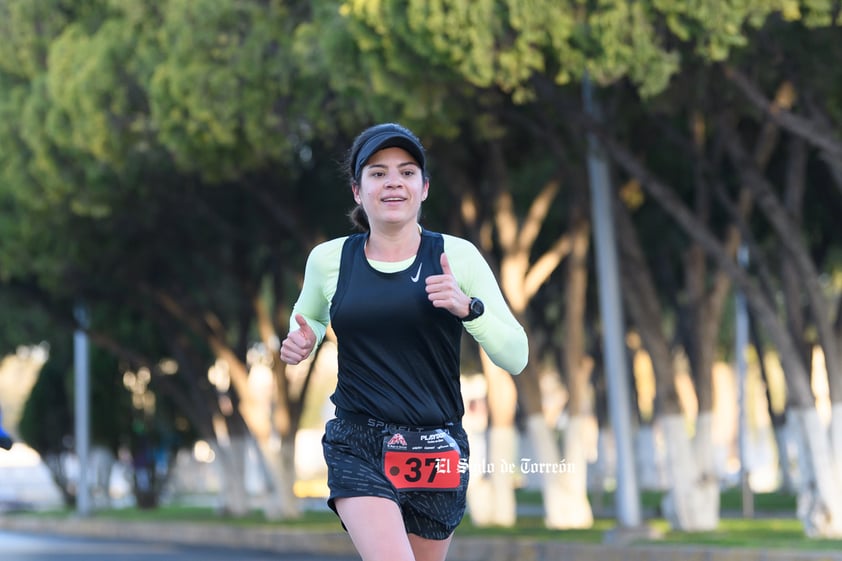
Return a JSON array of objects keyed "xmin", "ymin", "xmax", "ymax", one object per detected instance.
[{"xmin": 426, "ymin": 253, "xmax": 471, "ymax": 319}]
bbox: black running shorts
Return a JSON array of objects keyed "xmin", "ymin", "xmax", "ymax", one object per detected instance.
[{"xmin": 321, "ymin": 416, "xmax": 470, "ymax": 540}]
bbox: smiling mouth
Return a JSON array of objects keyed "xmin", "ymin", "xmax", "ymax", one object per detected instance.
[{"xmin": 382, "ymin": 197, "xmax": 405, "ymax": 202}]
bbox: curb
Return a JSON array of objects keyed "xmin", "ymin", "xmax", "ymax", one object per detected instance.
[{"xmin": 2, "ymin": 516, "xmax": 840, "ymax": 561}]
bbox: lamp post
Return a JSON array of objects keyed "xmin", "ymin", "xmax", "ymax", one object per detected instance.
[
  {"xmin": 582, "ymin": 75, "xmax": 643, "ymax": 532},
  {"xmin": 74, "ymin": 303, "xmax": 92, "ymax": 516},
  {"xmin": 735, "ymin": 244, "xmax": 754, "ymax": 517}
]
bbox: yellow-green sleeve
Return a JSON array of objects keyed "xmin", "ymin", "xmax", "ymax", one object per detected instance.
[
  {"xmin": 443, "ymin": 234, "xmax": 529, "ymax": 375},
  {"xmin": 288, "ymin": 237, "xmax": 346, "ymax": 348}
]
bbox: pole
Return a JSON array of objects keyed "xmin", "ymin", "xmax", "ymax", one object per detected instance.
[
  {"xmin": 735, "ymin": 244, "xmax": 754, "ymax": 517},
  {"xmin": 582, "ymin": 75, "xmax": 642, "ymax": 529},
  {"xmin": 74, "ymin": 303, "xmax": 92, "ymax": 516}
]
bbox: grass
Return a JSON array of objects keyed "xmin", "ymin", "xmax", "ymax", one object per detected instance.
[
  {"xmin": 654, "ymin": 518, "xmax": 842, "ymax": 551},
  {"xmin": 99, "ymin": 505, "xmax": 342, "ymax": 530},
  {"xmin": 516, "ymin": 487, "xmax": 797, "ymax": 514},
  {"xmin": 10, "ymin": 489, "xmax": 840, "ymax": 551},
  {"xmin": 459, "ymin": 516, "xmax": 617, "ymax": 543}
]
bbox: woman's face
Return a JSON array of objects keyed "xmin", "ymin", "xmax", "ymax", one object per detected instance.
[{"xmin": 353, "ymin": 146, "xmax": 428, "ymax": 228}]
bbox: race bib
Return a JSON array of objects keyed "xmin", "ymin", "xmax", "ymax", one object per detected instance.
[{"xmin": 382, "ymin": 429, "xmax": 461, "ymax": 491}]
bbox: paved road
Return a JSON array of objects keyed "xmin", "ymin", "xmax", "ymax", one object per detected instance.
[{"xmin": 0, "ymin": 531, "xmax": 359, "ymax": 561}]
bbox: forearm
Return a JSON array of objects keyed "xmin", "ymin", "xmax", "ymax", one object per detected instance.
[
  {"xmin": 444, "ymin": 235, "xmax": 529, "ymax": 375},
  {"xmin": 464, "ymin": 311, "xmax": 528, "ymax": 375},
  {"xmin": 287, "ymin": 238, "xmax": 344, "ymax": 350}
]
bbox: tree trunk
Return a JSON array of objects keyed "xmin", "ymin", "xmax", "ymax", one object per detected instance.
[
  {"xmin": 43, "ymin": 452, "xmax": 76, "ymax": 508},
  {"xmin": 485, "ymin": 425, "xmax": 519, "ymax": 526},
  {"xmin": 598, "ymin": 119, "xmax": 842, "ymax": 536},
  {"xmin": 477, "ymin": 140, "xmax": 576, "ymax": 527},
  {"xmin": 512, "ymin": 329, "xmax": 579, "ymax": 527},
  {"xmin": 548, "ymin": 192, "xmax": 594, "ymax": 528},
  {"xmin": 723, "ymin": 121, "xmax": 842, "ymax": 511},
  {"xmin": 462, "ymin": 374, "xmax": 494, "ymax": 526},
  {"xmin": 89, "ymin": 445, "xmax": 115, "ymax": 509},
  {"xmin": 263, "ymin": 358, "xmax": 302, "ymax": 520},
  {"xmin": 752, "ymin": 327, "xmax": 796, "ymax": 491},
  {"xmin": 681, "ymin": 90, "xmax": 787, "ymax": 503},
  {"xmin": 659, "ymin": 414, "xmax": 718, "ymax": 530},
  {"xmin": 635, "ymin": 423, "xmax": 666, "ymax": 490},
  {"xmin": 831, "ymin": 404, "xmax": 842, "ymax": 492},
  {"xmin": 533, "ymin": 411, "xmax": 594, "ymax": 528},
  {"xmin": 468, "ymin": 349, "xmax": 519, "ymax": 527},
  {"xmin": 615, "ymin": 196, "xmax": 718, "ymax": 531},
  {"xmin": 257, "ymin": 435, "xmax": 299, "ymax": 519},
  {"xmin": 788, "ymin": 405, "xmax": 842, "ymax": 537},
  {"xmin": 775, "ymin": 417, "xmax": 797, "ymax": 492},
  {"xmin": 211, "ymin": 435, "xmax": 249, "ymax": 516},
  {"xmin": 150, "ymin": 288, "xmax": 299, "ymax": 519}
]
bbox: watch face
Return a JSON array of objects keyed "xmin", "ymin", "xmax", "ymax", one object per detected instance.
[{"xmin": 462, "ymin": 297, "xmax": 484, "ymax": 321}]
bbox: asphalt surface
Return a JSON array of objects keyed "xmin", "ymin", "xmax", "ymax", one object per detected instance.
[
  {"xmin": 0, "ymin": 530, "xmax": 359, "ymax": 561},
  {"xmin": 2, "ymin": 515, "xmax": 842, "ymax": 561}
]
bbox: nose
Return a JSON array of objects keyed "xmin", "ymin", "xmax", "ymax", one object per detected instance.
[{"xmin": 384, "ymin": 171, "xmax": 403, "ymax": 187}]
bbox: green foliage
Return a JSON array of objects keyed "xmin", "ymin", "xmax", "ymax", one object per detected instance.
[
  {"xmin": 18, "ymin": 323, "xmax": 194, "ymax": 509},
  {"xmin": 0, "ymin": 0, "xmax": 83, "ymax": 80},
  {"xmin": 18, "ymin": 336, "xmax": 132, "ymax": 455},
  {"xmin": 332, "ymin": 0, "xmax": 839, "ymax": 101},
  {"xmin": 0, "ymin": 291, "xmax": 52, "ymax": 354},
  {"xmin": 2, "ymin": 0, "xmax": 842, "ymax": 527},
  {"xmin": 334, "ymin": 0, "xmax": 681, "ymax": 100},
  {"xmin": 146, "ymin": 0, "xmax": 302, "ymax": 180},
  {"xmin": 17, "ymin": 348, "xmax": 72, "ymax": 456},
  {"xmin": 87, "ymin": 346, "xmax": 133, "ymax": 451},
  {"xmin": 298, "ymin": 0, "xmax": 524, "ymax": 143}
]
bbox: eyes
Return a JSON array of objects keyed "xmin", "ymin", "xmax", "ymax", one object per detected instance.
[{"xmin": 366, "ymin": 167, "xmax": 419, "ymax": 179}]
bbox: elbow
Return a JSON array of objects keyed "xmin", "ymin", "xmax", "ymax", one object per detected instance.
[
  {"xmin": 510, "ymin": 355, "xmax": 528, "ymax": 376},
  {"xmin": 509, "ymin": 336, "xmax": 529, "ymax": 376},
  {"xmin": 481, "ymin": 326, "xmax": 529, "ymax": 375}
]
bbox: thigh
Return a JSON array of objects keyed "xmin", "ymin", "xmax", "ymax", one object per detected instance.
[
  {"xmin": 322, "ymin": 418, "xmax": 398, "ymax": 507},
  {"xmin": 334, "ymin": 496, "xmax": 414, "ymax": 561},
  {"xmin": 399, "ymin": 425, "xmax": 470, "ymax": 540},
  {"xmin": 408, "ymin": 532, "xmax": 454, "ymax": 561}
]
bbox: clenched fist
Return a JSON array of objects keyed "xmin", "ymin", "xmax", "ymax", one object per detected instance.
[{"xmin": 280, "ymin": 313, "xmax": 316, "ymax": 365}]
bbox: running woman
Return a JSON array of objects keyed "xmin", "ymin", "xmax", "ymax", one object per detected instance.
[{"xmin": 280, "ymin": 123, "xmax": 528, "ymax": 561}]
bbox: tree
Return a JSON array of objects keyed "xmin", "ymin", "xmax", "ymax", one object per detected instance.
[
  {"xmin": 326, "ymin": 0, "xmax": 842, "ymax": 536},
  {"xmin": 0, "ymin": 0, "xmax": 348, "ymax": 518}
]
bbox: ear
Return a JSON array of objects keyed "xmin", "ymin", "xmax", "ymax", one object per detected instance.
[
  {"xmin": 422, "ymin": 179, "xmax": 429, "ymax": 201},
  {"xmin": 351, "ymin": 182, "xmax": 361, "ymax": 204}
]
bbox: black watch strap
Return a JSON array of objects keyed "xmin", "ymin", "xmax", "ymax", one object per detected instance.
[{"xmin": 461, "ymin": 297, "xmax": 484, "ymax": 322}]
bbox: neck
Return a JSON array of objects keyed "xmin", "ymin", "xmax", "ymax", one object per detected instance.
[{"xmin": 365, "ymin": 223, "xmax": 422, "ymax": 262}]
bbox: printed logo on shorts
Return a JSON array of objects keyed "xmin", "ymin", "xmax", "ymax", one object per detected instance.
[{"xmin": 386, "ymin": 433, "xmax": 407, "ymax": 448}]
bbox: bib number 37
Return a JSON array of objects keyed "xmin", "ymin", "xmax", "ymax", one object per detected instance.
[{"xmin": 382, "ymin": 429, "xmax": 462, "ymax": 491}]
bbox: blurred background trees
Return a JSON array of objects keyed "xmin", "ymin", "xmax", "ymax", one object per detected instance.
[{"xmin": 1, "ymin": 0, "xmax": 841, "ymax": 538}]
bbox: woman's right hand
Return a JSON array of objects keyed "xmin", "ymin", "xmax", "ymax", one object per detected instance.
[{"xmin": 280, "ymin": 313, "xmax": 317, "ymax": 365}]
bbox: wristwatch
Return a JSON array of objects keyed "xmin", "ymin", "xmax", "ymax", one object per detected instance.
[{"xmin": 461, "ymin": 297, "xmax": 484, "ymax": 322}]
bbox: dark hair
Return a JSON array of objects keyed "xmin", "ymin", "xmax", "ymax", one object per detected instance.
[
  {"xmin": 347, "ymin": 205, "xmax": 370, "ymax": 232},
  {"xmin": 343, "ymin": 123, "xmax": 427, "ymax": 232}
]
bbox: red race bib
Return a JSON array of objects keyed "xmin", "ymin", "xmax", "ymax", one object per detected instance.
[{"xmin": 382, "ymin": 429, "xmax": 462, "ymax": 491}]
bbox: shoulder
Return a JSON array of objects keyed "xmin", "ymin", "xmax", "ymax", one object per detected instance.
[
  {"xmin": 306, "ymin": 236, "xmax": 349, "ymax": 269},
  {"xmin": 441, "ymin": 233, "xmax": 482, "ymax": 258},
  {"xmin": 420, "ymin": 228, "xmax": 475, "ymax": 250},
  {"xmin": 313, "ymin": 236, "xmax": 350, "ymax": 251}
]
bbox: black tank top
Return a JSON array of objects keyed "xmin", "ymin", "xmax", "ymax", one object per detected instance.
[{"xmin": 329, "ymin": 229, "xmax": 464, "ymax": 426}]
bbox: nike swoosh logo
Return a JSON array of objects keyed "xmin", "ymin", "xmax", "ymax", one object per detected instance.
[{"xmin": 410, "ymin": 263, "xmax": 423, "ymax": 282}]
